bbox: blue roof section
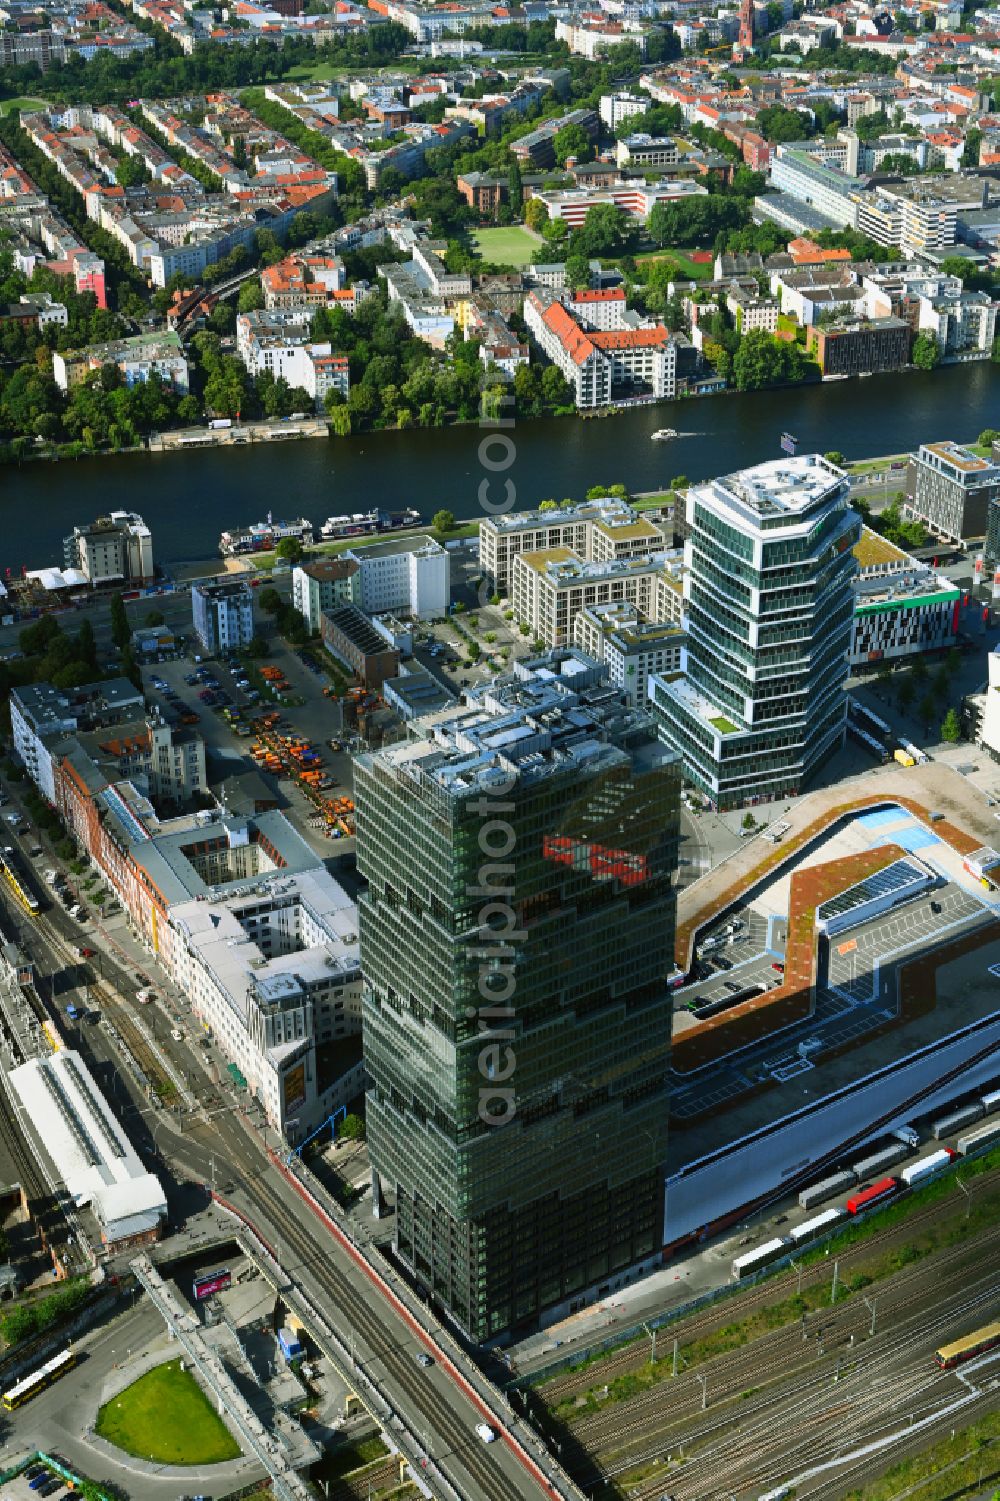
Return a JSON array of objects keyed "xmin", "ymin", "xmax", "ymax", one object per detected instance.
[
  {"xmin": 894, "ymin": 826, "xmax": 942, "ymax": 853},
  {"xmin": 857, "ymin": 807, "xmax": 909, "ymax": 830}
]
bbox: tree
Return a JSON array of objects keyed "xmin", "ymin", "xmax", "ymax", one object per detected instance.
[
  {"xmin": 538, "ymin": 499, "xmax": 557, "ymax": 512},
  {"xmin": 897, "ymin": 676, "xmax": 915, "ymax": 713},
  {"xmin": 912, "ymin": 333, "xmax": 941, "ymax": 370},
  {"xmin": 507, "ymin": 158, "xmax": 523, "ymax": 216},
  {"xmin": 878, "ymin": 152, "xmax": 920, "ymax": 176},
  {"xmin": 919, "ymin": 691, "xmax": 937, "ymax": 730},
  {"xmin": 109, "ymin": 592, "xmax": 130, "ymax": 651},
  {"xmin": 825, "ymin": 450, "xmax": 845, "ymax": 466},
  {"xmin": 238, "ymin": 280, "xmax": 265, "ymax": 314},
  {"xmin": 144, "ymin": 610, "xmax": 165, "ymax": 628},
  {"xmin": 524, "ymin": 197, "xmax": 548, "ymax": 233},
  {"xmin": 432, "ymin": 509, "xmax": 455, "ymax": 535},
  {"xmin": 259, "ymin": 587, "xmax": 283, "ymax": 615},
  {"xmin": 564, "ymin": 254, "xmax": 590, "ymax": 291},
  {"xmin": 553, "ymin": 123, "xmax": 592, "ymax": 166},
  {"xmin": 340, "ymin": 1112, "xmax": 366, "ymax": 1142},
  {"xmin": 275, "ymin": 537, "xmax": 303, "ymax": 563},
  {"xmin": 246, "ymin": 634, "xmax": 269, "ymax": 659},
  {"xmin": 76, "ymin": 619, "xmax": 98, "ymax": 672}
]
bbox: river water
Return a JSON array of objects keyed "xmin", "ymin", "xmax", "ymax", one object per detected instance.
[{"xmin": 4, "ymin": 362, "xmax": 999, "ymax": 570}]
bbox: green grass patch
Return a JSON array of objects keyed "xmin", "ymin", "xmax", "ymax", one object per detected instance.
[
  {"xmin": 635, "ymin": 248, "xmax": 713, "ymax": 279},
  {"xmin": 0, "ymin": 97, "xmax": 47, "ymax": 118},
  {"xmin": 96, "ymin": 1360, "xmax": 241, "ymax": 1465},
  {"xmin": 709, "ymin": 715, "xmax": 739, "ymax": 735},
  {"xmin": 841, "ymin": 1412, "xmax": 1000, "ymax": 1501},
  {"xmin": 471, "ymin": 226, "xmax": 541, "ymax": 267},
  {"xmin": 633, "ymin": 492, "xmax": 675, "ymax": 509}
]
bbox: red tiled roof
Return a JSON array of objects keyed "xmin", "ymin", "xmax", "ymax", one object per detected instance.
[{"xmin": 540, "ymin": 299, "xmax": 598, "ymax": 367}]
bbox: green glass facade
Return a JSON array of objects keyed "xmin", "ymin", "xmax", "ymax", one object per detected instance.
[
  {"xmin": 651, "ymin": 457, "xmax": 861, "ymax": 811},
  {"xmin": 355, "ymin": 691, "xmax": 680, "ymax": 1342}
]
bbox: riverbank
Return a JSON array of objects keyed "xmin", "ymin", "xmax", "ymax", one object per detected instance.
[{"xmin": 6, "ymin": 361, "xmax": 997, "ymax": 571}]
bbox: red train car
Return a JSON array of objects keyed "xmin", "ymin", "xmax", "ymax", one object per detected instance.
[{"xmin": 846, "ymin": 1176, "xmax": 898, "ymax": 1215}]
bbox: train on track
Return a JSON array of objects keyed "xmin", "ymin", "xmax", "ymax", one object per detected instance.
[
  {"xmin": 935, "ymin": 1319, "xmax": 1000, "ymax": 1369},
  {"xmin": 731, "ymin": 1095, "xmax": 1000, "ymax": 1282}
]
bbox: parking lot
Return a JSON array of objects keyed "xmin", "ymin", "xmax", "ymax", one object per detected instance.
[
  {"xmin": 4, "ymin": 1455, "xmax": 78, "ymax": 1499},
  {"xmin": 140, "ymin": 633, "xmax": 359, "ymax": 858}
]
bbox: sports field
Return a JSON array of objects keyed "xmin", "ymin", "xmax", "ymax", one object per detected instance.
[
  {"xmin": 96, "ymin": 1360, "xmax": 242, "ymax": 1465},
  {"xmin": 0, "ymin": 97, "xmax": 47, "ymax": 117},
  {"xmin": 472, "ymin": 226, "xmax": 542, "ymax": 266}
]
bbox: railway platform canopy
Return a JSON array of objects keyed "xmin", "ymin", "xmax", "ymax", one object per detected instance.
[{"xmin": 9, "ymin": 1049, "xmax": 166, "ymax": 1248}]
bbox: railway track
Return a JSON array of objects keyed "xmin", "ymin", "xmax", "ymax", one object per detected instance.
[
  {"xmin": 538, "ymin": 1166, "xmax": 1000, "ymax": 1408},
  {"xmin": 569, "ymin": 1221, "xmax": 1000, "ymax": 1458},
  {"xmin": 620, "ymin": 1270, "xmax": 1000, "ymax": 1501},
  {"xmin": 242, "ymin": 1170, "xmax": 526, "ymax": 1501}
]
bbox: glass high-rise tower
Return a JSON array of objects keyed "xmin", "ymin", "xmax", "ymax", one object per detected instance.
[
  {"xmin": 355, "ymin": 654, "xmax": 680, "ymax": 1342},
  {"xmin": 649, "ymin": 454, "xmax": 860, "ymax": 811}
]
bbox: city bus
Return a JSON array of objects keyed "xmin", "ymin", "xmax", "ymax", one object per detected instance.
[
  {"xmin": 2, "ymin": 1348, "xmax": 76, "ymax": 1409},
  {"xmin": 935, "ymin": 1321, "xmax": 1000, "ymax": 1369}
]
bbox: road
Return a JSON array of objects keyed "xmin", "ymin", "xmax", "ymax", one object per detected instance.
[{"xmin": 0, "ymin": 799, "xmax": 565, "ymax": 1501}]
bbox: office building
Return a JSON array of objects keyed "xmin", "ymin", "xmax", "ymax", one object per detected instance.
[
  {"xmin": 192, "ymin": 578, "xmax": 254, "ymax": 655},
  {"xmin": 573, "ymin": 603, "xmax": 685, "ymax": 706},
  {"xmin": 511, "ymin": 549, "xmax": 682, "ymax": 648},
  {"xmin": 807, "ymin": 315, "xmax": 911, "ymax": 377},
  {"xmin": 356, "ymin": 652, "xmax": 680, "ymax": 1341},
  {"xmin": 342, "ymin": 534, "xmax": 450, "ymax": 621},
  {"xmin": 63, "ymin": 511, "xmax": 153, "ymax": 587},
  {"xmin": 649, "ymin": 455, "xmax": 859, "ymax": 810},
  {"xmin": 479, "ymin": 497, "xmax": 662, "ymax": 594},
  {"xmin": 907, "ymin": 440, "xmax": 1000, "ymax": 544},
  {"xmin": 850, "ymin": 527, "xmax": 959, "ymax": 668}
]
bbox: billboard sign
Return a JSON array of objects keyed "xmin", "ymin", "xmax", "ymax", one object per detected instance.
[{"xmin": 193, "ymin": 1268, "xmax": 231, "ymax": 1301}]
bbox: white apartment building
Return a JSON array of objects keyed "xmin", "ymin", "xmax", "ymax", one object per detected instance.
[
  {"xmin": 726, "ymin": 286, "xmax": 779, "ymax": 333},
  {"xmin": 566, "ymin": 287, "xmax": 628, "ymax": 331},
  {"xmin": 292, "ymin": 557, "xmax": 360, "ymax": 634},
  {"xmin": 524, "ymin": 293, "xmax": 676, "ymax": 410},
  {"xmin": 342, "ymin": 534, "xmax": 449, "ymax": 620},
  {"xmin": 236, "ymin": 311, "xmax": 349, "ymax": 410},
  {"xmin": 599, "ymin": 92, "xmax": 651, "ymax": 131},
  {"xmin": 479, "ymin": 497, "xmax": 664, "ymax": 593}
]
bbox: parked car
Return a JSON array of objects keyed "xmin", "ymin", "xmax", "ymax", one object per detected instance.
[{"xmin": 77, "ymin": 946, "xmax": 95, "ymax": 959}]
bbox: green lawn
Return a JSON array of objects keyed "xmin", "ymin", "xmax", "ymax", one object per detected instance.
[
  {"xmin": 96, "ymin": 1360, "xmax": 242, "ymax": 1466},
  {"xmin": 0, "ymin": 97, "xmax": 47, "ymax": 117},
  {"xmin": 472, "ymin": 226, "xmax": 542, "ymax": 267},
  {"xmin": 635, "ymin": 248, "xmax": 713, "ymax": 280}
]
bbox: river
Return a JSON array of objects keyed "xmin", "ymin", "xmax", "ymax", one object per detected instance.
[{"xmin": 4, "ymin": 362, "xmax": 999, "ymax": 570}]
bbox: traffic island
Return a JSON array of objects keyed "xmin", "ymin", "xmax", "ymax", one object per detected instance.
[{"xmin": 96, "ymin": 1357, "xmax": 242, "ymax": 1465}]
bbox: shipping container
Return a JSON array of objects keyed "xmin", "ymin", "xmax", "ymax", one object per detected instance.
[
  {"xmin": 956, "ymin": 1120, "xmax": 1000, "ymax": 1157},
  {"xmin": 900, "ymin": 1149, "xmax": 955, "ymax": 1186},
  {"xmin": 789, "ymin": 1207, "xmax": 844, "ymax": 1244},
  {"xmin": 893, "ymin": 748, "xmax": 915, "ymax": 767},
  {"xmin": 846, "ymin": 1177, "xmax": 898, "ymax": 1215},
  {"xmin": 851, "ymin": 1141, "xmax": 909, "ymax": 1179},
  {"xmin": 798, "ymin": 1169, "xmax": 856, "ymax": 1211},
  {"xmin": 731, "ymin": 1237, "xmax": 791, "ymax": 1281},
  {"xmin": 931, "ymin": 1103, "xmax": 983, "ymax": 1139}
]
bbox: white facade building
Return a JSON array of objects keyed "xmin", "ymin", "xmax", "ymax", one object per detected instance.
[{"xmin": 342, "ymin": 534, "xmax": 450, "ymax": 620}]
